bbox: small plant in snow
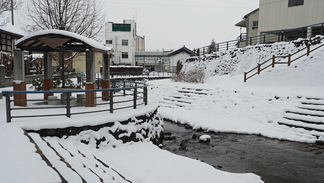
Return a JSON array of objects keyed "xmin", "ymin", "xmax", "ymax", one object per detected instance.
[{"xmin": 173, "ymin": 69, "xmax": 205, "ymax": 83}]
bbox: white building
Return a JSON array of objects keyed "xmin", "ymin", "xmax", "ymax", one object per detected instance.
[
  {"xmin": 135, "ymin": 50, "xmax": 171, "ymax": 72},
  {"xmin": 168, "ymin": 46, "xmax": 195, "ymax": 73},
  {"xmin": 259, "ymin": 0, "xmax": 324, "ymax": 36},
  {"xmin": 236, "ymin": 0, "xmax": 324, "ymax": 44},
  {"xmin": 105, "ymin": 20, "xmax": 145, "ymax": 66}
]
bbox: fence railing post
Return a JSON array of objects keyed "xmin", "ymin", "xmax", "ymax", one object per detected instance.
[
  {"xmin": 5, "ymin": 93, "xmax": 11, "ymax": 123},
  {"xmin": 226, "ymin": 42, "xmax": 229, "ymax": 50},
  {"xmin": 287, "ymin": 54, "xmax": 291, "ymax": 66},
  {"xmin": 144, "ymin": 86, "xmax": 148, "ymax": 105},
  {"xmin": 307, "ymin": 44, "xmax": 311, "ymax": 56},
  {"xmin": 272, "ymin": 55, "xmax": 275, "ymax": 68},
  {"xmin": 123, "ymin": 80, "xmax": 126, "ymax": 96},
  {"xmin": 133, "ymin": 84, "xmax": 137, "ymax": 109},
  {"xmin": 66, "ymin": 92, "xmax": 71, "ymax": 118},
  {"xmin": 257, "ymin": 64, "xmax": 261, "ymax": 74},
  {"xmin": 244, "ymin": 72, "xmax": 247, "ymax": 83},
  {"xmin": 110, "ymin": 89, "xmax": 114, "ymax": 113}
]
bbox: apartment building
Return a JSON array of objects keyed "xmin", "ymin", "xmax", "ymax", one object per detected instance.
[{"xmin": 105, "ymin": 20, "xmax": 145, "ymax": 66}]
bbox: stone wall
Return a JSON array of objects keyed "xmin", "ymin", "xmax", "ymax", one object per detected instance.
[{"xmin": 26, "ymin": 109, "xmax": 164, "ymax": 146}]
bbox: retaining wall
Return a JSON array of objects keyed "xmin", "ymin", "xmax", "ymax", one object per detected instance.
[{"xmin": 26, "ymin": 109, "xmax": 164, "ymax": 146}]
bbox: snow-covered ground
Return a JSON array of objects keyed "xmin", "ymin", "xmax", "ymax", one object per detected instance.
[
  {"xmin": 0, "ymin": 88, "xmax": 262, "ymax": 181},
  {"xmin": 1, "ymin": 38, "xmax": 324, "ymax": 182},
  {"xmin": 154, "ymin": 37, "xmax": 324, "ymax": 143}
]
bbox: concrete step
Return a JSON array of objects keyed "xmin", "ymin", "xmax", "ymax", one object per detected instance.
[
  {"xmin": 286, "ymin": 110, "xmax": 324, "ymax": 118},
  {"xmin": 29, "ymin": 133, "xmax": 86, "ymax": 182},
  {"xmin": 278, "ymin": 118, "xmax": 324, "ymax": 132},
  {"xmin": 283, "ymin": 113, "xmax": 324, "ymax": 124}
]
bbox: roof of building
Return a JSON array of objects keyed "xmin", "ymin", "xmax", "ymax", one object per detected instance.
[
  {"xmin": 136, "ymin": 51, "xmax": 172, "ymax": 56},
  {"xmin": 0, "ymin": 23, "xmax": 24, "ymax": 38},
  {"xmin": 16, "ymin": 29, "xmax": 110, "ymax": 53},
  {"xmin": 235, "ymin": 8, "xmax": 259, "ymax": 27},
  {"xmin": 168, "ymin": 46, "xmax": 195, "ymax": 57}
]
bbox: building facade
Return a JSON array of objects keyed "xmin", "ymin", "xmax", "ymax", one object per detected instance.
[
  {"xmin": 236, "ymin": 0, "xmax": 324, "ymax": 45},
  {"xmin": 259, "ymin": 0, "xmax": 324, "ymax": 35},
  {"xmin": 168, "ymin": 46, "xmax": 195, "ymax": 73},
  {"xmin": 135, "ymin": 50, "xmax": 171, "ymax": 72},
  {"xmin": 105, "ymin": 20, "xmax": 145, "ymax": 66}
]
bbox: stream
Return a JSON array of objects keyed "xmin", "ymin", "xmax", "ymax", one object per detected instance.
[{"xmin": 162, "ymin": 121, "xmax": 324, "ymax": 183}]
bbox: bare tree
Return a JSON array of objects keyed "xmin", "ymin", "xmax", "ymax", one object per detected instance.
[
  {"xmin": 0, "ymin": 0, "xmax": 21, "ymax": 26},
  {"xmin": 24, "ymin": 0, "xmax": 105, "ymax": 41}
]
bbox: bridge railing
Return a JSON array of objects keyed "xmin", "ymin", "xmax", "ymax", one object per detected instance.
[{"xmin": 1, "ymin": 80, "xmax": 148, "ymax": 123}]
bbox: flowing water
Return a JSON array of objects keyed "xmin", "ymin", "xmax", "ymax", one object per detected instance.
[{"xmin": 162, "ymin": 121, "xmax": 324, "ymax": 183}]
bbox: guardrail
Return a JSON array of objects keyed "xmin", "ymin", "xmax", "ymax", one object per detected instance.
[
  {"xmin": 1, "ymin": 80, "xmax": 148, "ymax": 123},
  {"xmin": 244, "ymin": 37, "xmax": 324, "ymax": 82},
  {"xmin": 195, "ymin": 22, "xmax": 324, "ymax": 56}
]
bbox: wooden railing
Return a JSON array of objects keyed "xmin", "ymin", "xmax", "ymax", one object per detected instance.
[{"xmin": 244, "ymin": 37, "xmax": 324, "ymax": 82}]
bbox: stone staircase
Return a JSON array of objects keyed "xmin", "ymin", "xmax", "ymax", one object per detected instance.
[
  {"xmin": 278, "ymin": 97, "xmax": 324, "ymax": 140},
  {"xmin": 26, "ymin": 132, "xmax": 132, "ymax": 183},
  {"xmin": 159, "ymin": 87, "xmax": 212, "ymax": 109}
]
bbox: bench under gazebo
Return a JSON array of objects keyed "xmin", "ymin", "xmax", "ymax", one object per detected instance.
[{"xmin": 13, "ymin": 29, "xmax": 111, "ymax": 106}]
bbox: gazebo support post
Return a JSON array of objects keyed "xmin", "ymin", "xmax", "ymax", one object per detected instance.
[
  {"xmin": 13, "ymin": 49, "xmax": 27, "ymax": 106},
  {"xmin": 101, "ymin": 52, "xmax": 110, "ymax": 101},
  {"xmin": 85, "ymin": 50, "xmax": 96, "ymax": 107},
  {"xmin": 43, "ymin": 53, "xmax": 53, "ymax": 100},
  {"xmin": 60, "ymin": 52, "xmax": 65, "ymax": 88}
]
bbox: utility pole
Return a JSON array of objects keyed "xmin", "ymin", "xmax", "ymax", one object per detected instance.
[{"xmin": 11, "ymin": 0, "xmax": 14, "ymax": 25}]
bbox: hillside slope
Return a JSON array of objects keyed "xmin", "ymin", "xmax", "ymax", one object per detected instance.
[{"xmin": 183, "ymin": 37, "xmax": 323, "ymax": 81}]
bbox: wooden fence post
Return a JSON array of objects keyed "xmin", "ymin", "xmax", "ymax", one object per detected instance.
[
  {"xmin": 287, "ymin": 54, "xmax": 291, "ymax": 66},
  {"xmin": 272, "ymin": 55, "xmax": 275, "ymax": 68},
  {"xmin": 306, "ymin": 44, "xmax": 311, "ymax": 56},
  {"xmin": 244, "ymin": 72, "xmax": 247, "ymax": 83},
  {"xmin": 257, "ymin": 64, "xmax": 261, "ymax": 75}
]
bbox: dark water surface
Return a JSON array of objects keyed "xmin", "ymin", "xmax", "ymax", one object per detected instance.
[{"xmin": 162, "ymin": 121, "xmax": 324, "ymax": 183}]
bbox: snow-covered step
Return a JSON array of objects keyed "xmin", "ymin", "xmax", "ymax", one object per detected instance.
[
  {"xmin": 170, "ymin": 94, "xmax": 201, "ymax": 100},
  {"xmin": 297, "ymin": 104, "xmax": 324, "ymax": 112},
  {"xmin": 178, "ymin": 89, "xmax": 211, "ymax": 95},
  {"xmin": 286, "ymin": 110, "xmax": 324, "ymax": 118},
  {"xmin": 300, "ymin": 100, "xmax": 324, "ymax": 106},
  {"xmin": 164, "ymin": 96, "xmax": 193, "ymax": 103},
  {"xmin": 278, "ymin": 118, "xmax": 324, "ymax": 132},
  {"xmin": 45, "ymin": 138, "xmax": 130, "ymax": 183},
  {"xmin": 159, "ymin": 100, "xmax": 191, "ymax": 108},
  {"xmin": 29, "ymin": 133, "xmax": 86, "ymax": 182},
  {"xmin": 283, "ymin": 113, "xmax": 324, "ymax": 124}
]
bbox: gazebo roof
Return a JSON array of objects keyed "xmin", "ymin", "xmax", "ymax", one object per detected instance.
[{"xmin": 15, "ymin": 29, "xmax": 110, "ymax": 53}]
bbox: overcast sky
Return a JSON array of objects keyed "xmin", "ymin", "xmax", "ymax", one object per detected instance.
[{"xmin": 103, "ymin": 0, "xmax": 259, "ymax": 50}]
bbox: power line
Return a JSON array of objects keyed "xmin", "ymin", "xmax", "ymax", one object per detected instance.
[{"xmin": 105, "ymin": 1, "xmax": 255, "ymax": 9}]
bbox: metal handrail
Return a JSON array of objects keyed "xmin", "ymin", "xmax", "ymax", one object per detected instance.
[
  {"xmin": 1, "ymin": 80, "xmax": 148, "ymax": 123},
  {"xmin": 195, "ymin": 22, "xmax": 324, "ymax": 56}
]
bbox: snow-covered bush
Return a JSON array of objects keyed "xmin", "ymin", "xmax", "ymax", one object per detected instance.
[{"xmin": 173, "ymin": 69, "xmax": 205, "ymax": 83}]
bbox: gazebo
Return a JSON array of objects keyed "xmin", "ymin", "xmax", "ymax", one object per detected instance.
[{"xmin": 13, "ymin": 29, "xmax": 111, "ymax": 106}]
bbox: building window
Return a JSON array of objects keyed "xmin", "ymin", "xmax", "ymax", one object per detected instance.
[
  {"xmin": 122, "ymin": 52, "xmax": 128, "ymax": 59},
  {"xmin": 122, "ymin": 39, "xmax": 128, "ymax": 46},
  {"xmin": 106, "ymin": 40, "xmax": 113, "ymax": 44},
  {"xmin": 252, "ymin": 21, "xmax": 258, "ymax": 29},
  {"xmin": 0, "ymin": 33, "xmax": 12, "ymax": 52},
  {"xmin": 288, "ymin": 0, "xmax": 304, "ymax": 7}
]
